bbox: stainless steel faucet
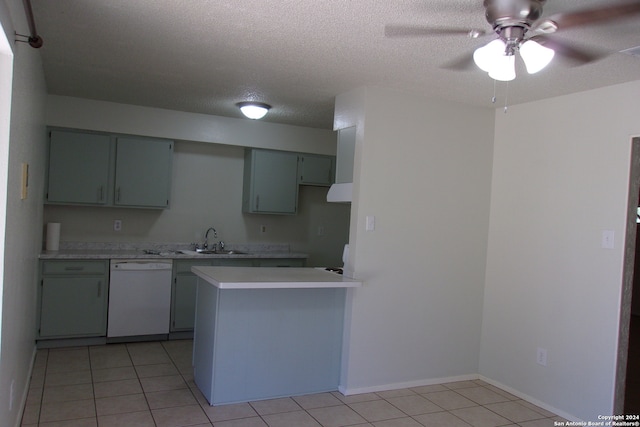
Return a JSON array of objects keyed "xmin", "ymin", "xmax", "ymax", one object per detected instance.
[{"xmin": 204, "ymin": 227, "xmax": 217, "ymax": 251}]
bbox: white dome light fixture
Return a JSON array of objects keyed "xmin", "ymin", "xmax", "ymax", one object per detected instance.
[{"xmin": 237, "ymin": 102, "xmax": 271, "ymax": 120}]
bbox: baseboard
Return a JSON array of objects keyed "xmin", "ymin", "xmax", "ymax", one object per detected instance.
[
  {"xmin": 14, "ymin": 344, "xmax": 38, "ymax": 427},
  {"xmin": 478, "ymin": 375, "xmax": 580, "ymax": 422},
  {"xmin": 338, "ymin": 373, "xmax": 480, "ymax": 396}
]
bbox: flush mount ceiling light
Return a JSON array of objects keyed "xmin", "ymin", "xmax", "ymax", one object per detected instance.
[{"xmin": 237, "ymin": 102, "xmax": 271, "ymax": 120}]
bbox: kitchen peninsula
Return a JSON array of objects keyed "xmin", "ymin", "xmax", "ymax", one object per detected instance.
[{"xmin": 191, "ymin": 266, "xmax": 361, "ymax": 405}]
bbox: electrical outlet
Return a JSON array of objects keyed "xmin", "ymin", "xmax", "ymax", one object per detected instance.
[
  {"xmin": 113, "ymin": 220, "xmax": 122, "ymax": 231},
  {"xmin": 536, "ymin": 347, "xmax": 548, "ymax": 366}
]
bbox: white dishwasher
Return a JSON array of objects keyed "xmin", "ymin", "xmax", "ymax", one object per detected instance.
[{"xmin": 108, "ymin": 259, "xmax": 173, "ymax": 337}]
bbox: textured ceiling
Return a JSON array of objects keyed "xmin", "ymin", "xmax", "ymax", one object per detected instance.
[{"xmin": 30, "ymin": 0, "xmax": 640, "ymax": 129}]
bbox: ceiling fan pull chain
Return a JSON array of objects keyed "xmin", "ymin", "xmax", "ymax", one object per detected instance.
[
  {"xmin": 492, "ymin": 80, "xmax": 497, "ymax": 104},
  {"xmin": 504, "ymin": 81, "xmax": 509, "ymax": 114}
]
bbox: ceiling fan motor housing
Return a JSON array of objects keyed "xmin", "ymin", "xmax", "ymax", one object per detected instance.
[{"xmin": 484, "ymin": 0, "xmax": 546, "ymax": 31}]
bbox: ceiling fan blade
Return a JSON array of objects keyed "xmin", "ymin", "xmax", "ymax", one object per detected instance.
[
  {"xmin": 530, "ymin": 35, "xmax": 606, "ymax": 66},
  {"xmin": 541, "ymin": 0, "xmax": 640, "ymax": 31},
  {"xmin": 384, "ymin": 25, "xmax": 487, "ymax": 38},
  {"xmin": 440, "ymin": 51, "xmax": 477, "ymax": 71}
]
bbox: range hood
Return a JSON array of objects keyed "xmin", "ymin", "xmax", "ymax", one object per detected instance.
[{"xmin": 327, "ymin": 182, "xmax": 352, "ymax": 203}]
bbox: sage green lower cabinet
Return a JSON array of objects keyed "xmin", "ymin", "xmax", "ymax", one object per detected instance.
[
  {"xmin": 171, "ymin": 258, "xmax": 305, "ymax": 332},
  {"xmin": 38, "ymin": 260, "xmax": 109, "ymax": 339}
]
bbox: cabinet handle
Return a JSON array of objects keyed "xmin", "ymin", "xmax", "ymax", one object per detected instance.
[
  {"xmin": 116, "ymin": 187, "xmax": 121, "ymax": 202},
  {"xmin": 64, "ymin": 266, "xmax": 84, "ymax": 271},
  {"xmin": 97, "ymin": 185, "xmax": 104, "ymax": 202},
  {"xmin": 97, "ymin": 281, "xmax": 102, "ymax": 297},
  {"xmin": 255, "ymin": 195, "xmax": 260, "ymax": 210}
]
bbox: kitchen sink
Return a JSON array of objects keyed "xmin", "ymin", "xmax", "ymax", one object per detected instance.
[{"xmin": 179, "ymin": 249, "xmax": 246, "ymax": 255}]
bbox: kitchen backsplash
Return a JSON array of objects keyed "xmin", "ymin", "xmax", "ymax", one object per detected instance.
[{"xmin": 57, "ymin": 241, "xmax": 294, "ymax": 253}]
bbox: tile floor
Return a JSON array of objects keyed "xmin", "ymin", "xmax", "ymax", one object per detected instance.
[{"xmin": 21, "ymin": 340, "xmax": 565, "ymax": 427}]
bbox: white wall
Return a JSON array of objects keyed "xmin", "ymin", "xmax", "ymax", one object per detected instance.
[
  {"xmin": 46, "ymin": 95, "xmax": 337, "ymax": 156},
  {"xmin": 43, "ymin": 140, "xmax": 351, "ymax": 266},
  {"xmin": 480, "ymin": 80, "xmax": 640, "ymax": 421},
  {"xmin": 339, "ymin": 87, "xmax": 495, "ymax": 392},
  {"xmin": 0, "ymin": 1, "xmax": 47, "ymax": 426}
]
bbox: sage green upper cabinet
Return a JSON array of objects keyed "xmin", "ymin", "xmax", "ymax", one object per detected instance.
[
  {"xmin": 46, "ymin": 130, "xmax": 111, "ymax": 205},
  {"xmin": 46, "ymin": 129, "xmax": 173, "ymax": 209},
  {"xmin": 298, "ymin": 154, "xmax": 335, "ymax": 187},
  {"xmin": 243, "ymin": 149, "xmax": 299, "ymax": 214},
  {"xmin": 115, "ymin": 137, "xmax": 173, "ymax": 208}
]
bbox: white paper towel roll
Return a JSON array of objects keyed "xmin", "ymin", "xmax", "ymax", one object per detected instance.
[{"xmin": 46, "ymin": 223, "xmax": 61, "ymax": 251}]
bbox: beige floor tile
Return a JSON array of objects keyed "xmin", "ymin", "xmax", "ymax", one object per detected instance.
[
  {"xmin": 200, "ymin": 401, "xmax": 258, "ymax": 422},
  {"xmin": 450, "ymin": 406, "xmax": 512, "ymax": 427},
  {"xmin": 518, "ymin": 419, "xmax": 559, "ymax": 427},
  {"xmin": 98, "ymin": 410, "xmax": 156, "ymax": 427},
  {"xmin": 135, "ymin": 362, "xmax": 179, "ymax": 378},
  {"xmin": 307, "ymin": 404, "xmax": 367, "ymax": 427},
  {"xmin": 93, "ymin": 378, "xmax": 143, "ymax": 398},
  {"xmin": 89, "ymin": 353, "xmax": 133, "ymax": 370},
  {"xmin": 95, "ymin": 393, "xmax": 149, "ymax": 416},
  {"xmin": 413, "ymin": 411, "xmax": 472, "ymax": 427},
  {"xmin": 423, "ymin": 390, "xmax": 477, "ymax": 411},
  {"xmin": 372, "ymin": 417, "xmax": 425, "ymax": 427},
  {"xmin": 46, "ymin": 358, "xmax": 91, "ymax": 374},
  {"xmin": 214, "ymin": 417, "xmax": 268, "ymax": 427},
  {"xmin": 482, "ymin": 385, "xmax": 519, "ymax": 401},
  {"xmin": 454, "ymin": 387, "xmax": 511, "ymax": 405},
  {"xmin": 92, "ymin": 365, "xmax": 137, "ymax": 382},
  {"xmin": 25, "ymin": 386, "xmax": 43, "ymax": 405},
  {"xmin": 444, "ymin": 381, "xmax": 480, "ymax": 390},
  {"xmin": 293, "ymin": 392, "xmax": 344, "ymax": 409},
  {"xmin": 127, "ymin": 342, "xmax": 173, "ymax": 365},
  {"xmin": 151, "ymin": 404, "xmax": 210, "ymax": 427},
  {"xmin": 386, "ymin": 394, "xmax": 443, "ymax": 416},
  {"xmin": 349, "ymin": 399, "xmax": 406, "ymax": 422},
  {"xmin": 20, "ymin": 403, "xmax": 40, "ymax": 425},
  {"xmin": 410, "ymin": 384, "xmax": 449, "ymax": 394},
  {"xmin": 262, "ymin": 409, "xmax": 322, "ymax": 426},
  {"xmin": 39, "ymin": 398, "xmax": 96, "ymax": 423},
  {"xmin": 484, "ymin": 401, "xmax": 548, "ymax": 423},
  {"xmin": 375, "ymin": 388, "xmax": 417, "ymax": 399},
  {"xmin": 140, "ymin": 374, "xmax": 188, "ymax": 392},
  {"xmin": 44, "ymin": 369, "xmax": 92, "ymax": 387},
  {"xmin": 42, "ymin": 383, "xmax": 94, "ymax": 403},
  {"xmin": 250, "ymin": 397, "xmax": 301, "ymax": 415},
  {"xmin": 38, "ymin": 417, "xmax": 97, "ymax": 427},
  {"xmin": 146, "ymin": 388, "xmax": 198, "ymax": 409},
  {"xmin": 331, "ymin": 391, "xmax": 381, "ymax": 404},
  {"xmin": 517, "ymin": 400, "xmax": 558, "ymax": 418}
]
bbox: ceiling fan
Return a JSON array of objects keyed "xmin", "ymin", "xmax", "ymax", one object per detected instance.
[{"xmin": 385, "ymin": 0, "xmax": 640, "ymax": 80}]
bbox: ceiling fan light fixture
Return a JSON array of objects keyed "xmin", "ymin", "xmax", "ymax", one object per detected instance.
[
  {"xmin": 473, "ymin": 39, "xmax": 507, "ymax": 72},
  {"xmin": 237, "ymin": 102, "xmax": 271, "ymax": 120},
  {"xmin": 488, "ymin": 54, "xmax": 516, "ymax": 81},
  {"xmin": 519, "ymin": 39, "xmax": 555, "ymax": 74}
]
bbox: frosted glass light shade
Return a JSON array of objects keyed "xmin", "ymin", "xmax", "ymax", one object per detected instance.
[
  {"xmin": 473, "ymin": 39, "xmax": 507, "ymax": 72},
  {"xmin": 520, "ymin": 40, "xmax": 555, "ymax": 74},
  {"xmin": 237, "ymin": 102, "xmax": 271, "ymax": 119},
  {"xmin": 488, "ymin": 54, "xmax": 516, "ymax": 81}
]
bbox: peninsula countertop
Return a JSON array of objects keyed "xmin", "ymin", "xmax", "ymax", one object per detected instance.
[{"xmin": 191, "ymin": 266, "xmax": 362, "ymax": 289}]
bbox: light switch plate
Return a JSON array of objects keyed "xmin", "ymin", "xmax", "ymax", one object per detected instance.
[
  {"xmin": 602, "ymin": 230, "xmax": 615, "ymax": 249},
  {"xmin": 365, "ymin": 215, "xmax": 375, "ymax": 231}
]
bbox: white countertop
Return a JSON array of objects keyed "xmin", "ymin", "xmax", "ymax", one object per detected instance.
[{"xmin": 191, "ymin": 266, "xmax": 362, "ymax": 289}]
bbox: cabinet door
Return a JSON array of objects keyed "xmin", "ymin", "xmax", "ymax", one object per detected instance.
[
  {"xmin": 298, "ymin": 155, "xmax": 334, "ymax": 186},
  {"xmin": 40, "ymin": 277, "xmax": 107, "ymax": 337},
  {"xmin": 243, "ymin": 149, "xmax": 299, "ymax": 214},
  {"xmin": 172, "ymin": 275, "xmax": 198, "ymax": 331},
  {"xmin": 114, "ymin": 137, "xmax": 173, "ymax": 208},
  {"xmin": 46, "ymin": 130, "xmax": 111, "ymax": 204}
]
